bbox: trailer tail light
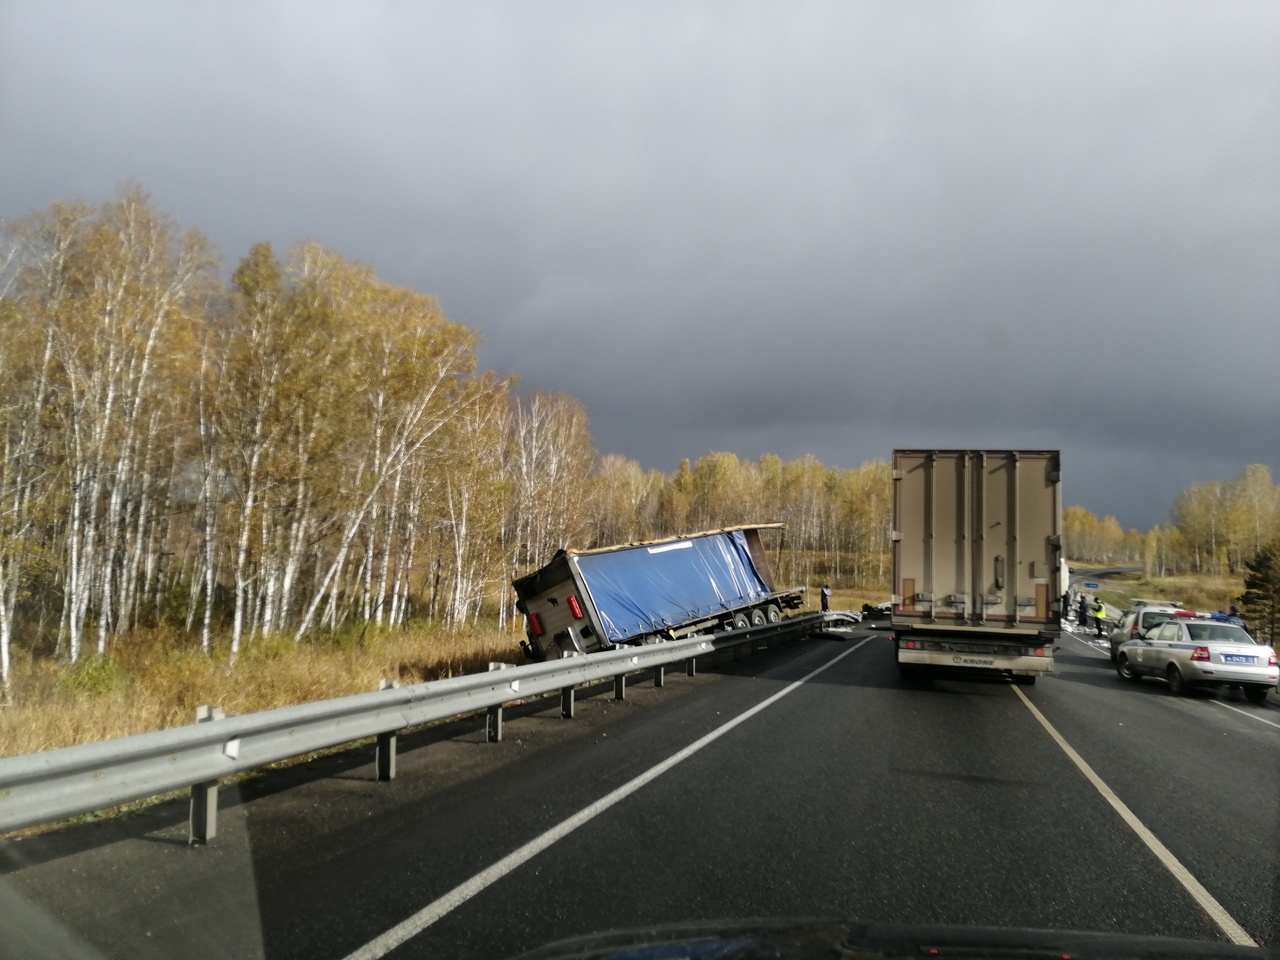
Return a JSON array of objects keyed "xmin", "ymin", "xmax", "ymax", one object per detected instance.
[
  {"xmin": 1034, "ymin": 647, "xmax": 1045, "ymax": 657},
  {"xmin": 567, "ymin": 595, "xmax": 583, "ymax": 619},
  {"xmin": 528, "ymin": 612, "xmax": 545, "ymax": 637},
  {"xmin": 1190, "ymin": 646, "xmax": 1210, "ymax": 662},
  {"xmin": 903, "ymin": 639, "xmax": 917, "ymax": 649}
]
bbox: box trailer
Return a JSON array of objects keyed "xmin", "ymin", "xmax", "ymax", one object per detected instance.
[
  {"xmin": 891, "ymin": 450, "xmax": 1063, "ymax": 683},
  {"xmin": 513, "ymin": 524, "xmax": 805, "ymax": 662}
]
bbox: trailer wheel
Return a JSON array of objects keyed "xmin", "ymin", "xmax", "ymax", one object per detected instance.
[
  {"xmin": 763, "ymin": 604, "xmax": 782, "ymax": 623},
  {"xmin": 897, "ymin": 663, "xmax": 928, "ymax": 686},
  {"xmin": 749, "ymin": 607, "xmax": 767, "ymax": 626},
  {"xmin": 732, "ymin": 612, "xmax": 750, "ymax": 630}
]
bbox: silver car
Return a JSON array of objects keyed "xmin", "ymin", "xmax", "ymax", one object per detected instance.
[
  {"xmin": 1107, "ymin": 604, "xmax": 1182, "ymax": 661},
  {"xmin": 1115, "ymin": 617, "xmax": 1278, "ymax": 702}
]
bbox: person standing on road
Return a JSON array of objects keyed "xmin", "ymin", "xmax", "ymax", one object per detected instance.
[
  {"xmin": 1092, "ymin": 597, "xmax": 1107, "ymax": 637},
  {"xmin": 821, "ymin": 583, "xmax": 831, "ymax": 612},
  {"xmin": 1077, "ymin": 594, "xmax": 1089, "ymax": 626},
  {"xmin": 1226, "ymin": 604, "xmax": 1249, "ymax": 632}
]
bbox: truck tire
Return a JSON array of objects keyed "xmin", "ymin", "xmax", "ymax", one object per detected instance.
[
  {"xmin": 749, "ymin": 607, "xmax": 767, "ymax": 626},
  {"xmin": 763, "ymin": 604, "xmax": 782, "ymax": 623},
  {"xmin": 732, "ymin": 612, "xmax": 750, "ymax": 630},
  {"xmin": 897, "ymin": 663, "xmax": 928, "ymax": 685}
]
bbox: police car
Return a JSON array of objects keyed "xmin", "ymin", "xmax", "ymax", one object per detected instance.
[{"xmin": 1114, "ymin": 612, "xmax": 1278, "ymax": 702}]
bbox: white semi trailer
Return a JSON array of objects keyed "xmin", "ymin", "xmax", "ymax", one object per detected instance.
[{"xmin": 892, "ymin": 450, "xmax": 1063, "ymax": 684}]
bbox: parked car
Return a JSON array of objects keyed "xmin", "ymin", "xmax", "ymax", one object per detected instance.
[
  {"xmin": 1107, "ymin": 604, "xmax": 1183, "ymax": 661},
  {"xmin": 1114, "ymin": 618, "xmax": 1279, "ymax": 702}
]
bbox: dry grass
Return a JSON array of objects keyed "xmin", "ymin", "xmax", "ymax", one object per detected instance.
[
  {"xmin": 0, "ymin": 579, "xmax": 891, "ymax": 760},
  {"xmin": 828, "ymin": 587, "xmax": 888, "ymax": 612},
  {"xmin": 0, "ymin": 624, "xmax": 524, "ymax": 759},
  {"xmin": 1084, "ymin": 572, "xmax": 1244, "ymax": 614}
]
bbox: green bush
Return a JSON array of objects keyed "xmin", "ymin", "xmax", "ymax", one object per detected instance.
[{"xmin": 56, "ymin": 655, "xmax": 127, "ymax": 695}]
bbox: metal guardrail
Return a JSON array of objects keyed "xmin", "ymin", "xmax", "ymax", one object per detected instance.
[{"xmin": 0, "ymin": 611, "xmax": 860, "ymax": 842}]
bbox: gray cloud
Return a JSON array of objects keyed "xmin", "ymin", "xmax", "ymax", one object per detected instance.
[{"xmin": 2, "ymin": 0, "xmax": 1277, "ymax": 529}]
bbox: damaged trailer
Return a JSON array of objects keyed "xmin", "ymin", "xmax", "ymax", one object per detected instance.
[{"xmin": 512, "ymin": 524, "xmax": 806, "ymax": 662}]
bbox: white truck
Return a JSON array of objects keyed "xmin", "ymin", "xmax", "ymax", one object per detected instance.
[{"xmin": 892, "ymin": 450, "xmax": 1063, "ymax": 684}]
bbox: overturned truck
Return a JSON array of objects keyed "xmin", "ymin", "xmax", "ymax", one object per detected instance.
[{"xmin": 513, "ymin": 524, "xmax": 806, "ymax": 662}]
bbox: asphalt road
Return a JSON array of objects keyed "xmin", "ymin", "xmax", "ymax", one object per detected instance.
[{"xmin": 1, "ymin": 627, "xmax": 1277, "ymax": 959}]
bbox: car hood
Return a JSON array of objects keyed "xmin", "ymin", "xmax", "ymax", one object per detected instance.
[{"xmin": 508, "ymin": 918, "xmax": 1270, "ymax": 960}]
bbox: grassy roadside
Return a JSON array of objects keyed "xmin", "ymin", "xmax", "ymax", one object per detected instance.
[
  {"xmin": 1, "ymin": 584, "xmax": 889, "ymax": 761},
  {"xmin": 828, "ymin": 587, "xmax": 889, "ymax": 613},
  {"xmin": 0, "ymin": 624, "xmax": 524, "ymax": 760},
  {"xmin": 1072, "ymin": 569, "xmax": 1244, "ymax": 614}
]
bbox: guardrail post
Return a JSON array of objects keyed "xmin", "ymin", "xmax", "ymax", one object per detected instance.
[
  {"xmin": 653, "ymin": 664, "xmax": 664, "ymax": 687},
  {"xmin": 487, "ymin": 662, "xmax": 511, "ymax": 742},
  {"xmin": 686, "ymin": 656, "xmax": 696, "ymax": 677},
  {"xmin": 189, "ymin": 705, "xmax": 224, "ymax": 846},
  {"xmin": 614, "ymin": 673, "xmax": 626, "ymax": 700},
  {"xmin": 376, "ymin": 679, "xmax": 400, "ymax": 781},
  {"xmin": 563, "ymin": 650, "xmax": 578, "ymax": 716}
]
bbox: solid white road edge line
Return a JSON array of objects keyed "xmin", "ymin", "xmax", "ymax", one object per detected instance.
[
  {"xmin": 1010, "ymin": 685, "xmax": 1257, "ymax": 947},
  {"xmin": 342, "ymin": 637, "xmax": 873, "ymax": 960},
  {"xmin": 1211, "ymin": 699, "xmax": 1280, "ymax": 730}
]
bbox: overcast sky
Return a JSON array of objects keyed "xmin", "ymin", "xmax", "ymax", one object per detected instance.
[{"xmin": 2, "ymin": 1, "xmax": 1277, "ymax": 530}]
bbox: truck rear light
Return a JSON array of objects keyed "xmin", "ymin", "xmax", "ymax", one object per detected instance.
[
  {"xmin": 903, "ymin": 639, "xmax": 917, "ymax": 649},
  {"xmin": 1190, "ymin": 646, "xmax": 1210, "ymax": 662},
  {"xmin": 528, "ymin": 612, "xmax": 545, "ymax": 637},
  {"xmin": 567, "ymin": 595, "xmax": 583, "ymax": 619},
  {"xmin": 1034, "ymin": 647, "xmax": 1045, "ymax": 657}
]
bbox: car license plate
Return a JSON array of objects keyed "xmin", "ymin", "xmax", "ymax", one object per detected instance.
[{"xmin": 1222, "ymin": 655, "xmax": 1255, "ymax": 664}]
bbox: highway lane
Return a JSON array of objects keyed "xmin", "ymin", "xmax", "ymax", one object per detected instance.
[
  {"xmin": 1025, "ymin": 629, "xmax": 1280, "ymax": 943},
  {"xmin": 381, "ymin": 634, "xmax": 1276, "ymax": 960},
  {"xmin": 1, "ymin": 629, "xmax": 1276, "ymax": 959}
]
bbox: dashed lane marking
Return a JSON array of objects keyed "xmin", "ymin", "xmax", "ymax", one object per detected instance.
[{"xmin": 342, "ymin": 638, "xmax": 873, "ymax": 960}]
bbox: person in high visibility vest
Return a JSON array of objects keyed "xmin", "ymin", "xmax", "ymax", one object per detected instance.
[{"xmin": 1092, "ymin": 598, "xmax": 1107, "ymax": 637}]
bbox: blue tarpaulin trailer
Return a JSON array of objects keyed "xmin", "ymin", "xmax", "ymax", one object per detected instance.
[{"xmin": 512, "ymin": 525, "xmax": 806, "ymax": 661}]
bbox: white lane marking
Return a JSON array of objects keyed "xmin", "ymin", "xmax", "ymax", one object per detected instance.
[
  {"xmin": 343, "ymin": 638, "xmax": 872, "ymax": 960},
  {"xmin": 1211, "ymin": 699, "xmax": 1280, "ymax": 730},
  {"xmin": 1058, "ymin": 628, "xmax": 1110, "ymax": 658},
  {"xmin": 1010, "ymin": 686, "xmax": 1257, "ymax": 947}
]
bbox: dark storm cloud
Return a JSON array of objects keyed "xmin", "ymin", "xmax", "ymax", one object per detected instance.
[{"xmin": 2, "ymin": 1, "xmax": 1277, "ymax": 529}]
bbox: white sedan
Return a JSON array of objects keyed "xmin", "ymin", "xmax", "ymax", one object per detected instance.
[{"xmin": 1115, "ymin": 616, "xmax": 1278, "ymax": 703}]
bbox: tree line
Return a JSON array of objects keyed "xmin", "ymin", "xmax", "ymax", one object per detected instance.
[
  {"xmin": 3, "ymin": 190, "xmax": 1276, "ymax": 698},
  {"xmin": 1063, "ymin": 464, "xmax": 1280, "ymax": 577},
  {"xmin": 0, "ymin": 190, "xmax": 893, "ymax": 697}
]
